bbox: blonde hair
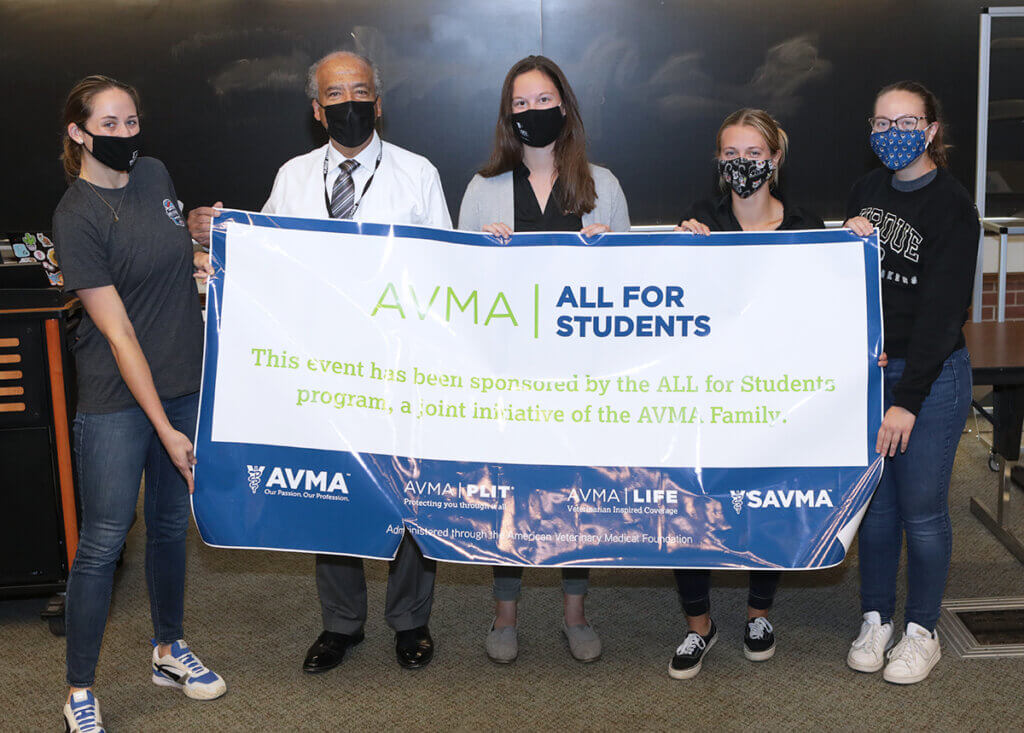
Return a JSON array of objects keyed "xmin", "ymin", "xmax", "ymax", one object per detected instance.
[
  {"xmin": 715, "ymin": 108, "xmax": 789, "ymax": 190},
  {"xmin": 60, "ymin": 75, "xmax": 141, "ymax": 183}
]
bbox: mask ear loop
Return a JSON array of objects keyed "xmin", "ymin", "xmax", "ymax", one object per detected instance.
[
  {"xmin": 72, "ymin": 124, "xmax": 91, "ymax": 147},
  {"xmin": 924, "ymin": 121, "xmax": 937, "ymax": 149}
]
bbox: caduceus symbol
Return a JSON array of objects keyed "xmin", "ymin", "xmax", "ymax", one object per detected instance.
[
  {"xmin": 246, "ymin": 465, "xmax": 266, "ymax": 495},
  {"xmin": 729, "ymin": 490, "xmax": 745, "ymax": 515}
]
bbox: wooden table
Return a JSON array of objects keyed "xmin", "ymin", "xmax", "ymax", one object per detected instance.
[{"xmin": 964, "ymin": 321, "xmax": 1024, "ymax": 562}]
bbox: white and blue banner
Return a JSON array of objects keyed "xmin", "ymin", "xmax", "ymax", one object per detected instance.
[{"xmin": 192, "ymin": 211, "xmax": 883, "ymax": 569}]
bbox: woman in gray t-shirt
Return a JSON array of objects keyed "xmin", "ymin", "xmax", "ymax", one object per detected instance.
[{"xmin": 52, "ymin": 75, "xmax": 225, "ymax": 733}]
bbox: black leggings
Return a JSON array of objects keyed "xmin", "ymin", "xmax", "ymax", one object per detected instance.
[{"xmin": 673, "ymin": 569, "xmax": 781, "ymax": 617}]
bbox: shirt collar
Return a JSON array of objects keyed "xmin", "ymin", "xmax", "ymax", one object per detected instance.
[
  {"xmin": 514, "ymin": 163, "xmax": 564, "ymax": 194},
  {"xmin": 326, "ymin": 131, "xmax": 382, "ymax": 171},
  {"xmin": 890, "ymin": 168, "xmax": 937, "ymax": 193},
  {"xmin": 716, "ymin": 192, "xmax": 804, "ymax": 228}
]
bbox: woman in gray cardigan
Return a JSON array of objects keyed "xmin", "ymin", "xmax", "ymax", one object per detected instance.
[{"xmin": 457, "ymin": 55, "xmax": 629, "ymax": 666}]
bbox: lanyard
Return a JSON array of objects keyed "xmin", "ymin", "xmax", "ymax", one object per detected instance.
[{"xmin": 322, "ymin": 142, "xmax": 384, "ymax": 218}]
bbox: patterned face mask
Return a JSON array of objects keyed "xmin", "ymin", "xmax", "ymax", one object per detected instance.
[
  {"xmin": 718, "ymin": 157, "xmax": 775, "ymax": 198},
  {"xmin": 870, "ymin": 128, "xmax": 927, "ymax": 171}
]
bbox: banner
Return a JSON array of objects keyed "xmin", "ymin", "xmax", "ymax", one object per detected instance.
[{"xmin": 192, "ymin": 211, "xmax": 883, "ymax": 569}]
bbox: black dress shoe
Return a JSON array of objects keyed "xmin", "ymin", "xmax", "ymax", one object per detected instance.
[
  {"xmin": 303, "ymin": 630, "xmax": 364, "ymax": 673},
  {"xmin": 395, "ymin": 626, "xmax": 433, "ymax": 669}
]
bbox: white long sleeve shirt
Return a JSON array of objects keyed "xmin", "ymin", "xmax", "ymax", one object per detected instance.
[{"xmin": 262, "ymin": 132, "xmax": 452, "ymax": 228}]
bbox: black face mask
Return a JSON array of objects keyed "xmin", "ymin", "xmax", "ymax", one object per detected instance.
[
  {"xmin": 718, "ymin": 157, "xmax": 776, "ymax": 199},
  {"xmin": 81, "ymin": 128, "xmax": 142, "ymax": 172},
  {"xmin": 511, "ymin": 106, "xmax": 565, "ymax": 148},
  {"xmin": 323, "ymin": 100, "xmax": 377, "ymax": 148}
]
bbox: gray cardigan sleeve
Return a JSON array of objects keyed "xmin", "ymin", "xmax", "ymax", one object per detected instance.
[
  {"xmin": 586, "ymin": 165, "xmax": 631, "ymax": 232},
  {"xmin": 604, "ymin": 172, "xmax": 631, "ymax": 232},
  {"xmin": 457, "ymin": 174, "xmax": 485, "ymax": 231}
]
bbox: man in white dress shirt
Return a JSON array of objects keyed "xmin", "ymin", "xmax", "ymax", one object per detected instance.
[{"xmin": 187, "ymin": 50, "xmax": 449, "ymax": 672}]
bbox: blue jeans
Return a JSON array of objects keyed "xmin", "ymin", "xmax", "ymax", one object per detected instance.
[
  {"xmin": 65, "ymin": 392, "xmax": 198, "ymax": 687},
  {"xmin": 858, "ymin": 348, "xmax": 971, "ymax": 632}
]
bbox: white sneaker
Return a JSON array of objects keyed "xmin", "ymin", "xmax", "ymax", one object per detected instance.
[
  {"xmin": 151, "ymin": 640, "xmax": 227, "ymax": 700},
  {"xmin": 847, "ymin": 611, "xmax": 894, "ymax": 673},
  {"xmin": 883, "ymin": 623, "xmax": 940, "ymax": 684},
  {"xmin": 63, "ymin": 689, "xmax": 105, "ymax": 732}
]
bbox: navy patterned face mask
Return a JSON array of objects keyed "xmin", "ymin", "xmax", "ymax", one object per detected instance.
[
  {"xmin": 718, "ymin": 157, "xmax": 775, "ymax": 198},
  {"xmin": 870, "ymin": 128, "xmax": 927, "ymax": 171}
]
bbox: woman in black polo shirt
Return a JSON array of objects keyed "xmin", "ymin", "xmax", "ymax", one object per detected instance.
[
  {"xmin": 676, "ymin": 108, "xmax": 822, "ymax": 236},
  {"xmin": 52, "ymin": 75, "xmax": 224, "ymax": 733},
  {"xmin": 669, "ymin": 108, "xmax": 823, "ymax": 680}
]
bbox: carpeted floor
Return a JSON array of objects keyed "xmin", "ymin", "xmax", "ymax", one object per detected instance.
[{"xmin": 3, "ymin": 431, "xmax": 1023, "ymax": 732}]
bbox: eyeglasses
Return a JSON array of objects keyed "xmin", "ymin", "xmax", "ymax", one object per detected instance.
[{"xmin": 868, "ymin": 115, "xmax": 929, "ymax": 133}]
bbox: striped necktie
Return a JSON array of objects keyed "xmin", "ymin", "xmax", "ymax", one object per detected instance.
[{"xmin": 330, "ymin": 159, "xmax": 360, "ymax": 219}]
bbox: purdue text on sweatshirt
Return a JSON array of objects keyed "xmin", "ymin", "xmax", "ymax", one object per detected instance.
[{"xmin": 847, "ymin": 167, "xmax": 979, "ymax": 414}]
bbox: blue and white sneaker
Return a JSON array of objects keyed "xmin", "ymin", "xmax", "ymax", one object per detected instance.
[
  {"xmin": 151, "ymin": 640, "xmax": 227, "ymax": 700},
  {"xmin": 63, "ymin": 689, "xmax": 105, "ymax": 732}
]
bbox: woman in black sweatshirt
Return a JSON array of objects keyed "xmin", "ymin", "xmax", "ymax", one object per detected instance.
[
  {"xmin": 844, "ymin": 81, "xmax": 977, "ymax": 685},
  {"xmin": 668, "ymin": 109, "xmax": 823, "ymax": 681}
]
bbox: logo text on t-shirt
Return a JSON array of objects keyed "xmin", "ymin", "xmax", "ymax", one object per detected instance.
[
  {"xmin": 163, "ymin": 199, "xmax": 185, "ymax": 227},
  {"xmin": 857, "ymin": 207, "xmax": 921, "ymax": 263}
]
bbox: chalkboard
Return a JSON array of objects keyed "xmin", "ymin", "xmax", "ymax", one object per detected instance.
[{"xmin": 0, "ymin": 0, "xmax": 981, "ymax": 228}]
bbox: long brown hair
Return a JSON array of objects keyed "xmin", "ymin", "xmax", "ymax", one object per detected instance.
[
  {"xmin": 479, "ymin": 56, "xmax": 596, "ymax": 216},
  {"xmin": 715, "ymin": 108, "xmax": 789, "ymax": 192},
  {"xmin": 876, "ymin": 80, "xmax": 950, "ymax": 168},
  {"xmin": 61, "ymin": 75, "xmax": 141, "ymax": 182}
]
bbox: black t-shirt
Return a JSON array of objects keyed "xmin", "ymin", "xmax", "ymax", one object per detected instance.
[
  {"xmin": 846, "ymin": 167, "xmax": 979, "ymax": 414},
  {"xmin": 52, "ymin": 157, "xmax": 204, "ymax": 413},
  {"xmin": 679, "ymin": 194, "xmax": 825, "ymax": 232},
  {"xmin": 513, "ymin": 164, "xmax": 583, "ymax": 232}
]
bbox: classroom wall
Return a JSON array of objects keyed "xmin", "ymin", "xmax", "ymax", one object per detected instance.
[{"xmin": 0, "ymin": 0, "xmax": 1003, "ymax": 230}]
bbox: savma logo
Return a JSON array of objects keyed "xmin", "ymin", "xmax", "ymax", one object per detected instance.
[
  {"xmin": 742, "ymin": 489, "xmax": 834, "ymax": 510},
  {"xmin": 245, "ymin": 465, "xmax": 349, "ymax": 494}
]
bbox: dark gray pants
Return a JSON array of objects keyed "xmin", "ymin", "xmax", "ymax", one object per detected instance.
[{"xmin": 316, "ymin": 534, "xmax": 436, "ymax": 635}]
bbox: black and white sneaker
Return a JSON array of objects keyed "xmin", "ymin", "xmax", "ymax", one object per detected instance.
[
  {"xmin": 743, "ymin": 617, "xmax": 776, "ymax": 661},
  {"xmin": 668, "ymin": 621, "xmax": 717, "ymax": 679}
]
